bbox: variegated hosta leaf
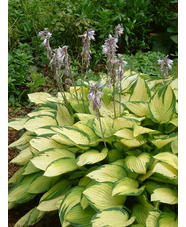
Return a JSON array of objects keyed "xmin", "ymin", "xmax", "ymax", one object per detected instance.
[
  {"xmin": 102, "ymin": 85, "xmax": 113, "ymax": 106},
  {"xmin": 114, "ymin": 128, "xmax": 146, "ymax": 147},
  {"xmin": 8, "ymin": 116, "xmax": 29, "ymax": 131},
  {"xmin": 65, "ymin": 204, "xmax": 95, "ymax": 227},
  {"xmin": 153, "ymin": 152, "xmax": 178, "ymax": 170},
  {"xmin": 93, "ymin": 117, "xmax": 115, "ymax": 138},
  {"xmin": 29, "ymin": 137, "xmax": 64, "ymax": 152},
  {"xmin": 146, "ymin": 210, "xmax": 161, "ymax": 227},
  {"xmin": 27, "ymin": 174, "xmax": 59, "ymax": 194},
  {"xmin": 152, "ymin": 161, "xmax": 178, "ymax": 182},
  {"xmin": 87, "ymin": 164, "xmax": 127, "ymax": 183},
  {"xmin": 73, "ymin": 122, "xmax": 100, "ymax": 145},
  {"xmin": 132, "ymin": 203, "xmax": 150, "ymax": 225},
  {"xmin": 91, "ymin": 208, "xmax": 135, "ymax": 227},
  {"xmin": 157, "ymin": 211, "xmax": 178, "ymax": 227},
  {"xmin": 37, "ymin": 179, "xmax": 71, "ymax": 212},
  {"xmin": 148, "ymin": 85, "xmax": 176, "ymax": 124},
  {"xmin": 44, "ymin": 157, "xmax": 78, "ymax": 177},
  {"xmin": 83, "ymin": 182, "xmax": 126, "ymax": 211},
  {"xmin": 124, "ymin": 153, "xmax": 151, "ymax": 174},
  {"xmin": 112, "ymin": 177, "xmax": 145, "ymax": 196},
  {"xmin": 171, "ymin": 139, "xmax": 178, "ymax": 154},
  {"xmin": 74, "ymin": 113, "xmax": 97, "ymax": 122},
  {"xmin": 76, "ymin": 148, "xmax": 108, "ymax": 166},
  {"xmin": 99, "ymin": 101, "xmax": 124, "ymax": 118},
  {"xmin": 10, "ymin": 147, "xmax": 33, "ymax": 165},
  {"xmin": 8, "ymin": 174, "xmax": 38, "ymax": 204},
  {"xmin": 23, "ymin": 161, "xmax": 41, "ymax": 175},
  {"xmin": 125, "ymin": 101, "xmax": 150, "ymax": 117},
  {"xmin": 121, "ymin": 73, "xmax": 138, "ymax": 92},
  {"xmin": 150, "ymin": 133, "xmax": 178, "ymax": 149},
  {"xmin": 70, "ymin": 98, "xmax": 89, "ymax": 113},
  {"xmin": 28, "ymin": 92, "xmax": 52, "ymax": 104},
  {"xmin": 24, "ymin": 115, "xmax": 57, "ymax": 132},
  {"xmin": 8, "ymin": 131, "xmax": 34, "ymax": 149},
  {"xmin": 133, "ymin": 125, "xmax": 160, "ymax": 137},
  {"xmin": 14, "ymin": 207, "xmax": 45, "ymax": 227},
  {"xmin": 56, "ymin": 104, "xmax": 74, "ymax": 126},
  {"xmin": 114, "ymin": 117, "xmax": 140, "ymax": 131},
  {"xmin": 151, "ymin": 186, "xmax": 178, "ymax": 204},
  {"xmin": 8, "ymin": 167, "xmax": 24, "ymax": 186},
  {"xmin": 31, "ymin": 148, "xmax": 75, "ymax": 171},
  {"xmin": 59, "ymin": 186, "xmax": 84, "ymax": 226},
  {"xmin": 130, "ymin": 77, "xmax": 151, "ymax": 102},
  {"xmin": 51, "ymin": 126, "xmax": 90, "ymax": 148}
]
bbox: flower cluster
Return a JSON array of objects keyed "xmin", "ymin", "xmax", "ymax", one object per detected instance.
[
  {"xmin": 87, "ymin": 83, "xmax": 103, "ymax": 110},
  {"xmin": 102, "ymin": 24, "xmax": 124, "ymax": 85},
  {"xmin": 115, "ymin": 54, "xmax": 128, "ymax": 80},
  {"xmin": 38, "ymin": 28, "xmax": 52, "ymax": 60},
  {"xmin": 158, "ymin": 55, "xmax": 173, "ymax": 79},
  {"xmin": 79, "ymin": 29, "xmax": 95, "ymax": 68}
]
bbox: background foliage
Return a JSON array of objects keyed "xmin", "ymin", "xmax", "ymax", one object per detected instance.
[{"xmin": 8, "ymin": 0, "xmax": 178, "ymax": 106}]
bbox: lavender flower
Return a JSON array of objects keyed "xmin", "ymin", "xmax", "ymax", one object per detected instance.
[
  {"xmin": 114, "ymin": 24, "xmax": 124, "ymax": 39},
  {"xmin": 87, "ymin": 83, "xmax": 103, "ymax": 110},
  {"xmin": 115, "ymin": 54, "xmax": 127, "ymax": 80},
  {"xmin": 79, "ymin": 29, "xmax": 95, "ymax": 67},
  {"xmin": 38, "ymin": 28, "xmax": 52, "ymax": 60},
  {"xmin": 158, "ymin": 55, "xmax": 173, "ymax": 80}
]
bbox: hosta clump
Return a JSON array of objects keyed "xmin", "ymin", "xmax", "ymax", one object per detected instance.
[{"xmin": 8, "ymin": 70, "xmax": 178, "ymax": 226}]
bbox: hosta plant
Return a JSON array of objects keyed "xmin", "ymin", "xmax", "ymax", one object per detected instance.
[{"xmin": 8, "ymin": 69, "xmax": 178, "ymax": 226}]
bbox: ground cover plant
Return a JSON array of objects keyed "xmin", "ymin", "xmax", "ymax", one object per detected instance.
[{"xmin": 8, "ymin": 26, "xmax": 178, "ymax": 226}]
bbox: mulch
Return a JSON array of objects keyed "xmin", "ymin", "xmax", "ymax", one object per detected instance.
[{"xmin": 8, "ymin": 106, "xmax": 61, "ymax": 227}]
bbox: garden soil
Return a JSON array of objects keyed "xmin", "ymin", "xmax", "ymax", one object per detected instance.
[{"xmin": 8, "ymin": 106, "xmax": 61, "ymax": 227}]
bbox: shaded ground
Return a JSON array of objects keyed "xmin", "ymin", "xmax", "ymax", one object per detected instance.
[{"xmin": 8, "ymin": 106, "xmax": 61, "ymax": 227}]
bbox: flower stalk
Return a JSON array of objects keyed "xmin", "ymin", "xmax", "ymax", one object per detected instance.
[
  {"xmin": 158, "ymin": 55, "xmax": 173, "ymax": 85},
  {"xmin": 87, "ymin": 83, "xmax": 107, "ymax": 147}
]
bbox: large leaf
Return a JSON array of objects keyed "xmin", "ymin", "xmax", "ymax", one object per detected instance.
[
  {"xmin": 130, "ymin": 77, "xmax": 151, "ymax": 102},
  {"xmin": 121, "ymin": 73, "xmax": 138, "ymax": 92},
  {"xmin": 83, "ymin": 182, "xmax": 126, "ymax": 211},
  {"xmin": 28, "ymin": 174, "xmax": 59, "ymax": 194},
  {"xmin": 59, "ymin": 186, "xmax": 84, "ymax": 226},
  {"xmin": 76, "ymin": 148, "xmax": 108, "ymax": 166},
  {"xmin": 65, "ymin": 204, "xmax": 95, "ymax": 227},
  {"xmin": 56, "ymin": 104, "xmax": 74, "ymax": 126},
  {"xmin": 148, "ymin": 85, "xmax": 176, "ymax": 123},
  {"xmin": 150, "ymin": 134, "xmax": 178, "ymax": 149},
  {"xmin": 44, "ymin": 157, "xmax": 78, "ymax": 177},
  {"xmin": 87, "ymin": 164, "xmax": 127, "ymax": 183},
  {"xmin": 51, "ymin": 126, "xmax": 90, "ymax": 148},
  {"xmin": 132, "ymin": 203, "xmax": 150, "ymax": 225},
  {"xmin": 99, "ymin": 101, "xmax": 124, "ymax": 118},
  {"xmin": 91, "ymin": 208, "xmax": 135, "ymax": 227},
  {"xmin": 124, "ymin": 153, "xmax": 151, "ymax": 174},
  {"xmin": 37, "ymin": 179, "xmax": 71, "ymax": 212},
  {"xmin": 93, "ymin": 117, "xmax": 115, "ymax": 138},
  {"xmin": 157, "ymin": 211, "xmax": 178, "ymax": 227},
  {"xmin": 8, "ymin": 131, "xmax": 34, "ymax": 150},
  {"xmin": 115, "ymin": 128, "xmax": 146, "ymax": 147},
  {"xmin": 133, "ymin": 125, "xmax": 160, "ymax": 137},
  {"xmin": 31, "ymin": 148, "xmax": 75, "ymax": 171},
  {"xmin": 14, "ymin": 207, "xmax": 45, "ymax": 227},
  {"xmin": 114, "ymin": 117, "xmax": 140, "ymax": 131},
  {"xmin": 10, "ymin": 147, "xmax": 33, "ymax": 165},
  {"xmin": 29, "ymin": 137, "xmax": 64, "ymax": 152},
  {"xmin": 146, "ymin": 210, "xmax": 161, "ymax": 227},
  {"xmin": 28, "ymin": 92, "xmax": 52, "ymax": 104},
  {"xmin": 153, "ymin": 152, "xmax": 178, "ymax": 170},
  {"xmin": 125, "ymin": 101, "xmax": 150, "ymax": 117},
  {"xmin": 24, "ymin": 116, "xmax": 57, "ymax": 132},
  {"xmin": 151, "ymin": 186, "xmax": 178, "ymax": 204},
  {"xmin": 8, "ymin": 116, "xmax": 29, "ymax": 131},
  {"xmin": 8, "ymin": 174, "xmax": 37, "ymax": 203},
  {"xmin": 112, "ymin": 177, "xmax": 145, "ymax": 196}
]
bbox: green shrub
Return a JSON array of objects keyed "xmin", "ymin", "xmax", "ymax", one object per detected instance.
[
  {"xmin": 8, "ymin": 70, "xmax": 178, "ymax": 226},
  {"xmin": 8, "ymin": 43, "xmax": 34, "ymax": 106}
]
